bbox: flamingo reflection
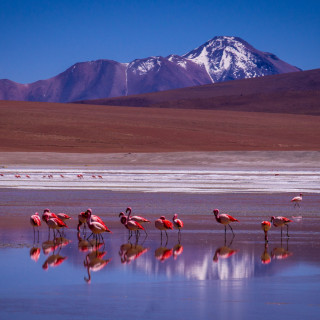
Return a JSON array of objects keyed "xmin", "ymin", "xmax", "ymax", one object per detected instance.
[
  {"xmin": 155, "ymin": 246, "xmax": 173, "ymax": 262},
  {"xmin": 271, "ymin": 238, "xmax": 292, "ymax": 260},
  {"xmin": 42, "ymin": 253, "xmax": 67, "ymax": 270},
  {"xmin": 213, "ymin": 237, "xmax": 238, "ymax": 263},
  {"xmin": 261, "ymin": 243, "xmax": 271, "ymax": 264},
  {"xmin": 30, "ymin": 247, "xmax": 41, "ymax": 262},
  {"xmin": 173, "ymin": 243, "xmax": 184, "ymax": 260},
  {"xmin": 77, "ymin": 231, "xmax": 104, "ymax": 252},
  {"xmin": 84, "ymin": 251, "xmax": 111, "ymax": 284},
  {"xmin": 119, "ymin": 241, "xmax": 149, "ymax": 264}
]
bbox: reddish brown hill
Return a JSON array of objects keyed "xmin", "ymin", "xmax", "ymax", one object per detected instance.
[
  {"xmin": 0, "ymin": 100, "xmax": 319, "ymax": 153},
  {"xmin": 77, "ymin": 69, "xmax": 320, "ymax": 115}
]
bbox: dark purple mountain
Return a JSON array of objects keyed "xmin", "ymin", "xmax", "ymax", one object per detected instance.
[{"xmin": 0, "ymin": 36, "xmax": 301, "ymax": 103}]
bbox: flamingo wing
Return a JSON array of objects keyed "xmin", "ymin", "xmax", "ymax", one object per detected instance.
[
  {"xmin": 163, "ymin": 219, "xmax": 173, "ymax": 229},
  {"xmin": 225, "ymin": 214, "xmax": 239, "ymax": 222}
]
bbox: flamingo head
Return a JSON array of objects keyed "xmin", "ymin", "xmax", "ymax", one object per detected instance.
[
  {"xmin": 160, "ymin": 216, "xmax": 166, "ymax": 220},
  {"xmin": 120, "ymin": 216, "xmax": 127, "ymax": 225},
  {"xmin": 119, "ymin": 212, "xmax": 125, "ymax": 218},
  {"xmin": 35, "ymin": 212, "xmax": 39, "ymax": 216},
  {"xmin": 213, "ymin": 209, "xmax": 219, "ymax": 216},
  {"xmin": 43, "ymin": 208, "xmax": 50, "ymax": 213},
  {"xmin": 85, "ymin": 209, "xmax": 92, "ymax": 217},
  {"xmin": 270, "ymin": 216, "xmax": 275, "ymax": 222},
  {"xmin": 126, "ymin": 207, "xmax": 132, "ymax": 214},
  {"xmin": 42, "ymin": 212, "xmax": 49, "ymax": 222},
  {"xmin": 173, "ymin": 213, "xmax": 178, "ymax": 220}
]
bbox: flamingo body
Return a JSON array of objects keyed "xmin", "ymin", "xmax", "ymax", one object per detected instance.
[
  {"xmin": 213, "ymin": 209, "xmax": 238, "ymax": 235},
  {"xmin": 172, "ymin": 214, "xmax": 184, "ymax": 229},
  {"xmin": 30, "ymin": 212, "xmax": 41, "ymax": 228},
  {"xmin": 271, "ymin": 216, "xmax": 292, "ymax": 237},
  {"xmin": 291, "ymin": 193, "xmax": 303, "ymax": 207},
  {"xmin": 126, "ymin": 207, "xmax": 150, "ymax": 224},
  {"xmin": 261, "ymin": 221, "xmax": 271, "ymax": 242}
]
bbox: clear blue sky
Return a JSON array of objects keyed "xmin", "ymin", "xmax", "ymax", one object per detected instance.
[{"xmin": 1, "ymin": 0, "xmax": 319, "ymax": 84}]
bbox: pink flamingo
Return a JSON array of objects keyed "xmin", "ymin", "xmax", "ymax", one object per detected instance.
[
  {"xmin": 271, "ymin": 216, "xmax": 292, "ymax": 237},
  {"xmin": 86, "ymin": 210, "xmax": 112, "ymax": 242},
  {"xmin": 30, "ymin": 212, "xmax": 41, "ymax": 241},
  {"xmin": 261, "ymin": 221, "xmax": 271, "ymax": 242},
  {"xmin": 125, "ymin": 207, "xmax": 150, "ymax": 224},
  {"xmin": 57, "ymin": 213, "xmax": 72, "ymax": 222},
  {"xmin": 291, "ymin": 193, "xmax": 303, "ymax": 207},
  {"xmin": 77, "ymin": 209, "xmax": 108, "ymax": 232},
  {"xmin": 212, "ymin": 209, "xmax": 239, "ymax": 236},
  {"xmin": 120, "ymin": 215, "xmax": 145, "ymax": 239},
  {"xmin": 155, "ymin": 216, "xmax": 173, "ymax": 242},
  {"xmin": 172, "ymin": 214, "xmax": 184, "ymax": 232},
  {"xmin": 43, "ymin": 215, "xmax": 68, "ymax": 238}
]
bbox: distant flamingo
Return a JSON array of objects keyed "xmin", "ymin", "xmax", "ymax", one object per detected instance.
[
  {"xmin": 270, "ymin": 216, "xmax": 292, "ymax": 237},
  {"xmin": 155, "ymin": 216, "xmax": 173, "ymax": 242},
  {"xmin": 120, "ymin": 215, "xmax": 145, "ymax": 239},
  {"xmin": 261, "ymin": 221, "xmax": 271, "ymax": 242},
  {"xmin": 212, "ymin": 209, "xmax": 239, "ymax": 236},
  {"xmin": 291, "ymin": 193, "xmax": 303, "ymax": 207},
  {"xmin": 30, "ymin": 212, "xmax": 41, "ymax": 242}
]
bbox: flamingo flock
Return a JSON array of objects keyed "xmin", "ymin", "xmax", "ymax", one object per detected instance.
[{"xmin": 29, "ymin": 192, "xmax": 303, "ymax": 247}]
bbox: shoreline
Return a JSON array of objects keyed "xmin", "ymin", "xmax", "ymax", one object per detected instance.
[{"xmin": 1, "ymin": 151, "xmax": 320, "ymax": 170}]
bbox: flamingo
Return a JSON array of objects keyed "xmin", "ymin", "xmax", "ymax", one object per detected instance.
[
  {"xmin": 291, "ymin": 193, "xmax": 303, "ymax": 207},
  {"xmin": 271, "ymin": 216, "xmax": 292, "ymax": 237},
  {"xmin": 172, "ymin": 214, "xmax": 184, "ymax": 232},
  {"xmin": 77, "ymin": 211, "xmax": 88, "ymax": 232},
  {"xmin": 261, "ymin": 221, "xmax": 271, "ymax": 242},
  {"xmin": 126, "ymin": 207, "xmax": 150, "ymax": 224},
  {"xmin": 30, "ymin": 212, "xmax": 41, "ymax": 242},
  {"xmin": 57, "ymin": 213, "xmax": 72, "ymax": 222},
  {"xmin": 155, "ymin": 216, "xmax": 173, "ymax": 243},
  {"xmin": 43, "ymin": 215, "xmax": 68, "ymax": 238},
  {"xmin": 212, "ymin": 209, "xmax": 239, "ymax": 236},
  {"xmin": 42, "ymin": 209, "xmax": 59, "ymax": 237},
  {"xmin": 77, "ymin": 209, "xmax": 108, "ymax": 232},
  {"xmin": 86, "ymin": 210, "xmax": 112, "ymax": 242},
  {"xmin": 120, "ymin": 215, "xmax": 145, "ymax": 239}
]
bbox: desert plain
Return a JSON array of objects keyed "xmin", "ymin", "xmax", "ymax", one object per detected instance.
[{"xmin": 1, "ymin": 71, "xmax": 320, "ymax": 320}]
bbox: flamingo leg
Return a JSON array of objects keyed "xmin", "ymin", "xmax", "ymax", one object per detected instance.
[
  {"xmin": 265, "ymin": 231, "xmax": 268, "ymax": 242},
  {"xmin": 281, "ymin": 227, "xmax": 283, "ymax": 238},
  {"xmin": 228, "ymin": 224, "xmax": 235, "ymax": 236},
  {"xmin": 286, "ymin": 225, "xmax": 290, "ymax": 237}
]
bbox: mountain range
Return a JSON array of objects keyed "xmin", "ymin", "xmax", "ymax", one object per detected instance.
[{"xmin": 0, "ymin": 36, "xmax": 301, "ymax": 103}]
